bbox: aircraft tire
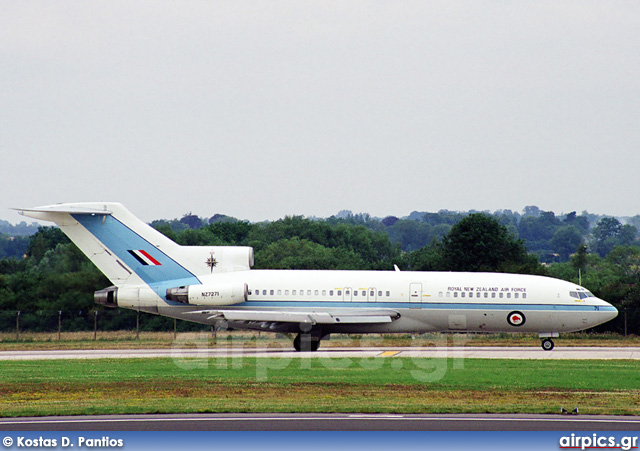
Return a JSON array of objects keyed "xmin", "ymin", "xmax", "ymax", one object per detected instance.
[
  {"xmin": 293, "ymin": 333, "xmax": 321, "ymax": 352},
  {"xmin": 541, "ymin": 338, "xmax": 554, "ymax": 351}
]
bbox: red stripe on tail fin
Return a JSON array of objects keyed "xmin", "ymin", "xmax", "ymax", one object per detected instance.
[{"xmin": 139, "ymin": 249, "xmax": 162, "ymax": 266}]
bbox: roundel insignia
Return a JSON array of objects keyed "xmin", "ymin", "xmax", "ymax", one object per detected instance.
[{"xmin": 507, "ymin": 311, "xmax": 526, "ymax": 327}]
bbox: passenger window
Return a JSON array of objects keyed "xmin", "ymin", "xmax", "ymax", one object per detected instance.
[
  {"xmin": 329, "ymin": 290, "xmax": 334, "ymax": 296},
  {"xmin": 446, "ymin": 292, "xmax": 451, "ymax": 298},
  {"xmin": 378, "ymin": 290, "xmax": 382, "ymax": 297},
  {"xmin": 307, "ymin": 290, "xmax": 311, "ymax": 296},
  {"xmin": 285, "ymin": 290, "xmax": 289, "ymax": 295},
  {"xmin": 484, "ymin": 292, "xmax": 488, "ymax": 298},
  {"xmin": 277, "ymin": 290, "xmax": 282, "ymax": 295},
  {"xmin": 354, "ymin": 290, "xmax": 358, "ymax": 297},
  {"xmin": 314, "ymin": 290, "xmax": 319, "ymax": 296},
  {"xmin": 491, "ymin": 293, "xmax": 496, "ymax": 298},
  {"xmin": 522, "ymin": 293, "xmax": 527, "ymax": 299},
  {"xmin": 439, "ymin": 292, "xmax": 443, "ymax": 297},
  {"xmin": 263, "ymin": 290, "xmax": 267, "ymax": 295},
  {"xmin": 477, "ymin": 292, "xmax": 481, "ymax": 298},
  {"xmin": 270, "ymin": 290, "xmax": 274, "ymax": 295},
  {"xmin": 507, "ymin": 292, "xmax": 511, "ymax": 299},
  {"xmin": 514, "ymin": 293, "xmax": 519, "ymax": 299},
  {"xmin": 461, "ymin": 292, "xmax": 465, "ymax": 298},
  {"xmin": 499, "ymin": 293, "xmax": 503, "ymax": 298},
  {"xmin": 386, "ymin": 291, "xmax": 390, "ymax": 297},
  {"xmin": 454, "ymin": 292, "xmax": 458, "ymax": 298},
  {"xmin": 345, "ymin": 289, "xmax": 350, "ymax": 296},
  {"xmin": 322, "ymin": 290, "xmax": 326, "ymax": 296},
  {"xmin": 292, "ymin": 290, "xmax": 297, "ymax": 296},
  {"xmin": 338, "ymin": 290, "xmax": 342, "ymax": 296}
]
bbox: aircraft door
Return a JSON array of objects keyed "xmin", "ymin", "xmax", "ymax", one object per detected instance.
[
  {"xmin": 368, "ymin": 287, "xmax": 377, "ymax": 302},
  {"xmin": 343, "ymin": 287, "xmax": 352, "ymax": 302},
  {"xmin": 409, "ymin": 283, "xmax": 422, "ymax": 303}
]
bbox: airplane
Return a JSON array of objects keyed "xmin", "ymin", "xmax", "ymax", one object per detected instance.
[{"xmin": 16, "ymin": 202, "xmax": 618, "ymax": 352}]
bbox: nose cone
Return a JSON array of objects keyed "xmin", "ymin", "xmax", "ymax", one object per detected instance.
[
  {"xmin": 605, "ymin": 303, "xmax": 619, "ymax": 320},
  {"xmin": 596, "ymin": 298, "xmax": 618, "ymax": 325}
]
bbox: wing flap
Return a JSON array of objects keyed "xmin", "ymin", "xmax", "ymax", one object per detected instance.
[{"xmin": 188, "ymin": 309, "xmax": 400, "ymax": 325}]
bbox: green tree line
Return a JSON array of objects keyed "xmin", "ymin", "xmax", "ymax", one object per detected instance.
[
  {"xmin": 153, "ymin": 206, "xmax": 640, "ymax": 263},
  {"xmin": 1, "ymin": 210, "xmax": 639, "ymax": 334}
]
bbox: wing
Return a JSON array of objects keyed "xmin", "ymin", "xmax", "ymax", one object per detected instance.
[{"xmin": 187, "ymin": 308, "xmax": 400, "ymax": 325}]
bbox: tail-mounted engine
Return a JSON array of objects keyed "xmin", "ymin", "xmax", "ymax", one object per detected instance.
[
  {"xmin": 94, "ymin": 286, "xmax": 118, "ymax": 308},
  {"xmin": 166, "ymin": 282, "xmax": 248, "ymax": 306},
  {"xmin": 94, "ymin": 285, "xmax": 159, "ymax": 308}
]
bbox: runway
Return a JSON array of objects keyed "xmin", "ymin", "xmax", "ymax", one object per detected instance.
[
  {"xmin": 2, "ymin": 346, "xmax": 640, "ymax": 360},
  {"xmin": 2, "ymin": 413, "xmax": 640, "ymax": 431}
]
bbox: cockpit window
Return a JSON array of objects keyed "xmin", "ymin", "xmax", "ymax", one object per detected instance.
[{"xmin": 571, "ymin": 290, "xmax": 596, "ymax": 299}]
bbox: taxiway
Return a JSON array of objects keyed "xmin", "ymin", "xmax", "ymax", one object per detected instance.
[
  {"xmin": 2, "ymin": 413, "xmax": 640, "ymax": 431},
  {"xmin": 2, "ymin": 346, "xmax": 640, "ymax": 360}
]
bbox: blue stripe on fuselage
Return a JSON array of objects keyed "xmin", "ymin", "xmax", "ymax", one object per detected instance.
[
  {"xmin": 72, "ymin": 214, "xmax": 200, "ymax": 294},
  {"xmin": 240, "ymin": 300, "xmax": 616, "ymax": 312}
]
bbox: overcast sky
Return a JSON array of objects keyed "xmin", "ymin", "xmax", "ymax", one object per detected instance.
[{"xmin": 2, "ymin": 1, "xmax": 639, "ymax": 224}]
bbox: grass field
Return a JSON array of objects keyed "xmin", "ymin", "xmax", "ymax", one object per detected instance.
[
  {"xmin": 1, "ymin": 356, "xmax": 639, "ymax": 417},
  {"xmin": 1, "ymin": 330, "xmax": 639, "ymax": 350},
  {"xmin": 2, "ymin": 331, "xmax": 639, "ymax": 418}
]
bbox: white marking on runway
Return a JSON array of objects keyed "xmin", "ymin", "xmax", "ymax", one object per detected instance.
[{"xmin": 2, "ymin": 347, "xmax": 640, "ymax": 360}]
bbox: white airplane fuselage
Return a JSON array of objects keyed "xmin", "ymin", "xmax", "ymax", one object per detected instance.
[{"xmin": 150, "ymin": 269, "xmax": 617, "ymax": 336}]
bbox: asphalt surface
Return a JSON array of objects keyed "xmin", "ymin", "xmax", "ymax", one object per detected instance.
[
  {"xmin": 3, "ymin": 346, "xmax": 640, "ymax": 360},
  {"xmin": 1, "ymin": 413, "xmax": 640, "ymax": 431}
]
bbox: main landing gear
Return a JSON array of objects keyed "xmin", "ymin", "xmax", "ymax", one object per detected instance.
[
  {"xmin": 293, "ymin": 333, "xmax": 322, "ymax": 352},
  {"xmin": 541, "ymin": 338, "xmax": 554, "ymax": 351}
]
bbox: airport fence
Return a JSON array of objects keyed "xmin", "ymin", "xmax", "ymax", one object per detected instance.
[{"xmin": 0, "ymin": 309, "xmax": 211, "ymax": 338}]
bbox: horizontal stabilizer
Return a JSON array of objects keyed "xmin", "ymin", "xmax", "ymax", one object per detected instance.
[{"xmin": 16, "ymin": 205, "xmax": 113, "ymax": 216}]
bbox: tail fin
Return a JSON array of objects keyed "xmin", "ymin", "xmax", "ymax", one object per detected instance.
[{"xmin": 17, "ymin": 203, "xmax": 201, "ymax": 289}]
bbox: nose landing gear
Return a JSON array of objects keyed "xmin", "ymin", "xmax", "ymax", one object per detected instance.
[{"xmin": 539, "ymin": 333, "xmax": 558, "ymax": 351}]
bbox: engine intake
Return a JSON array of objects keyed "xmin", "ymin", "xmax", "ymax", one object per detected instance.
[{"xmin": 166, "ymin": 282, "xmax": 248, "ymax": 306}]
